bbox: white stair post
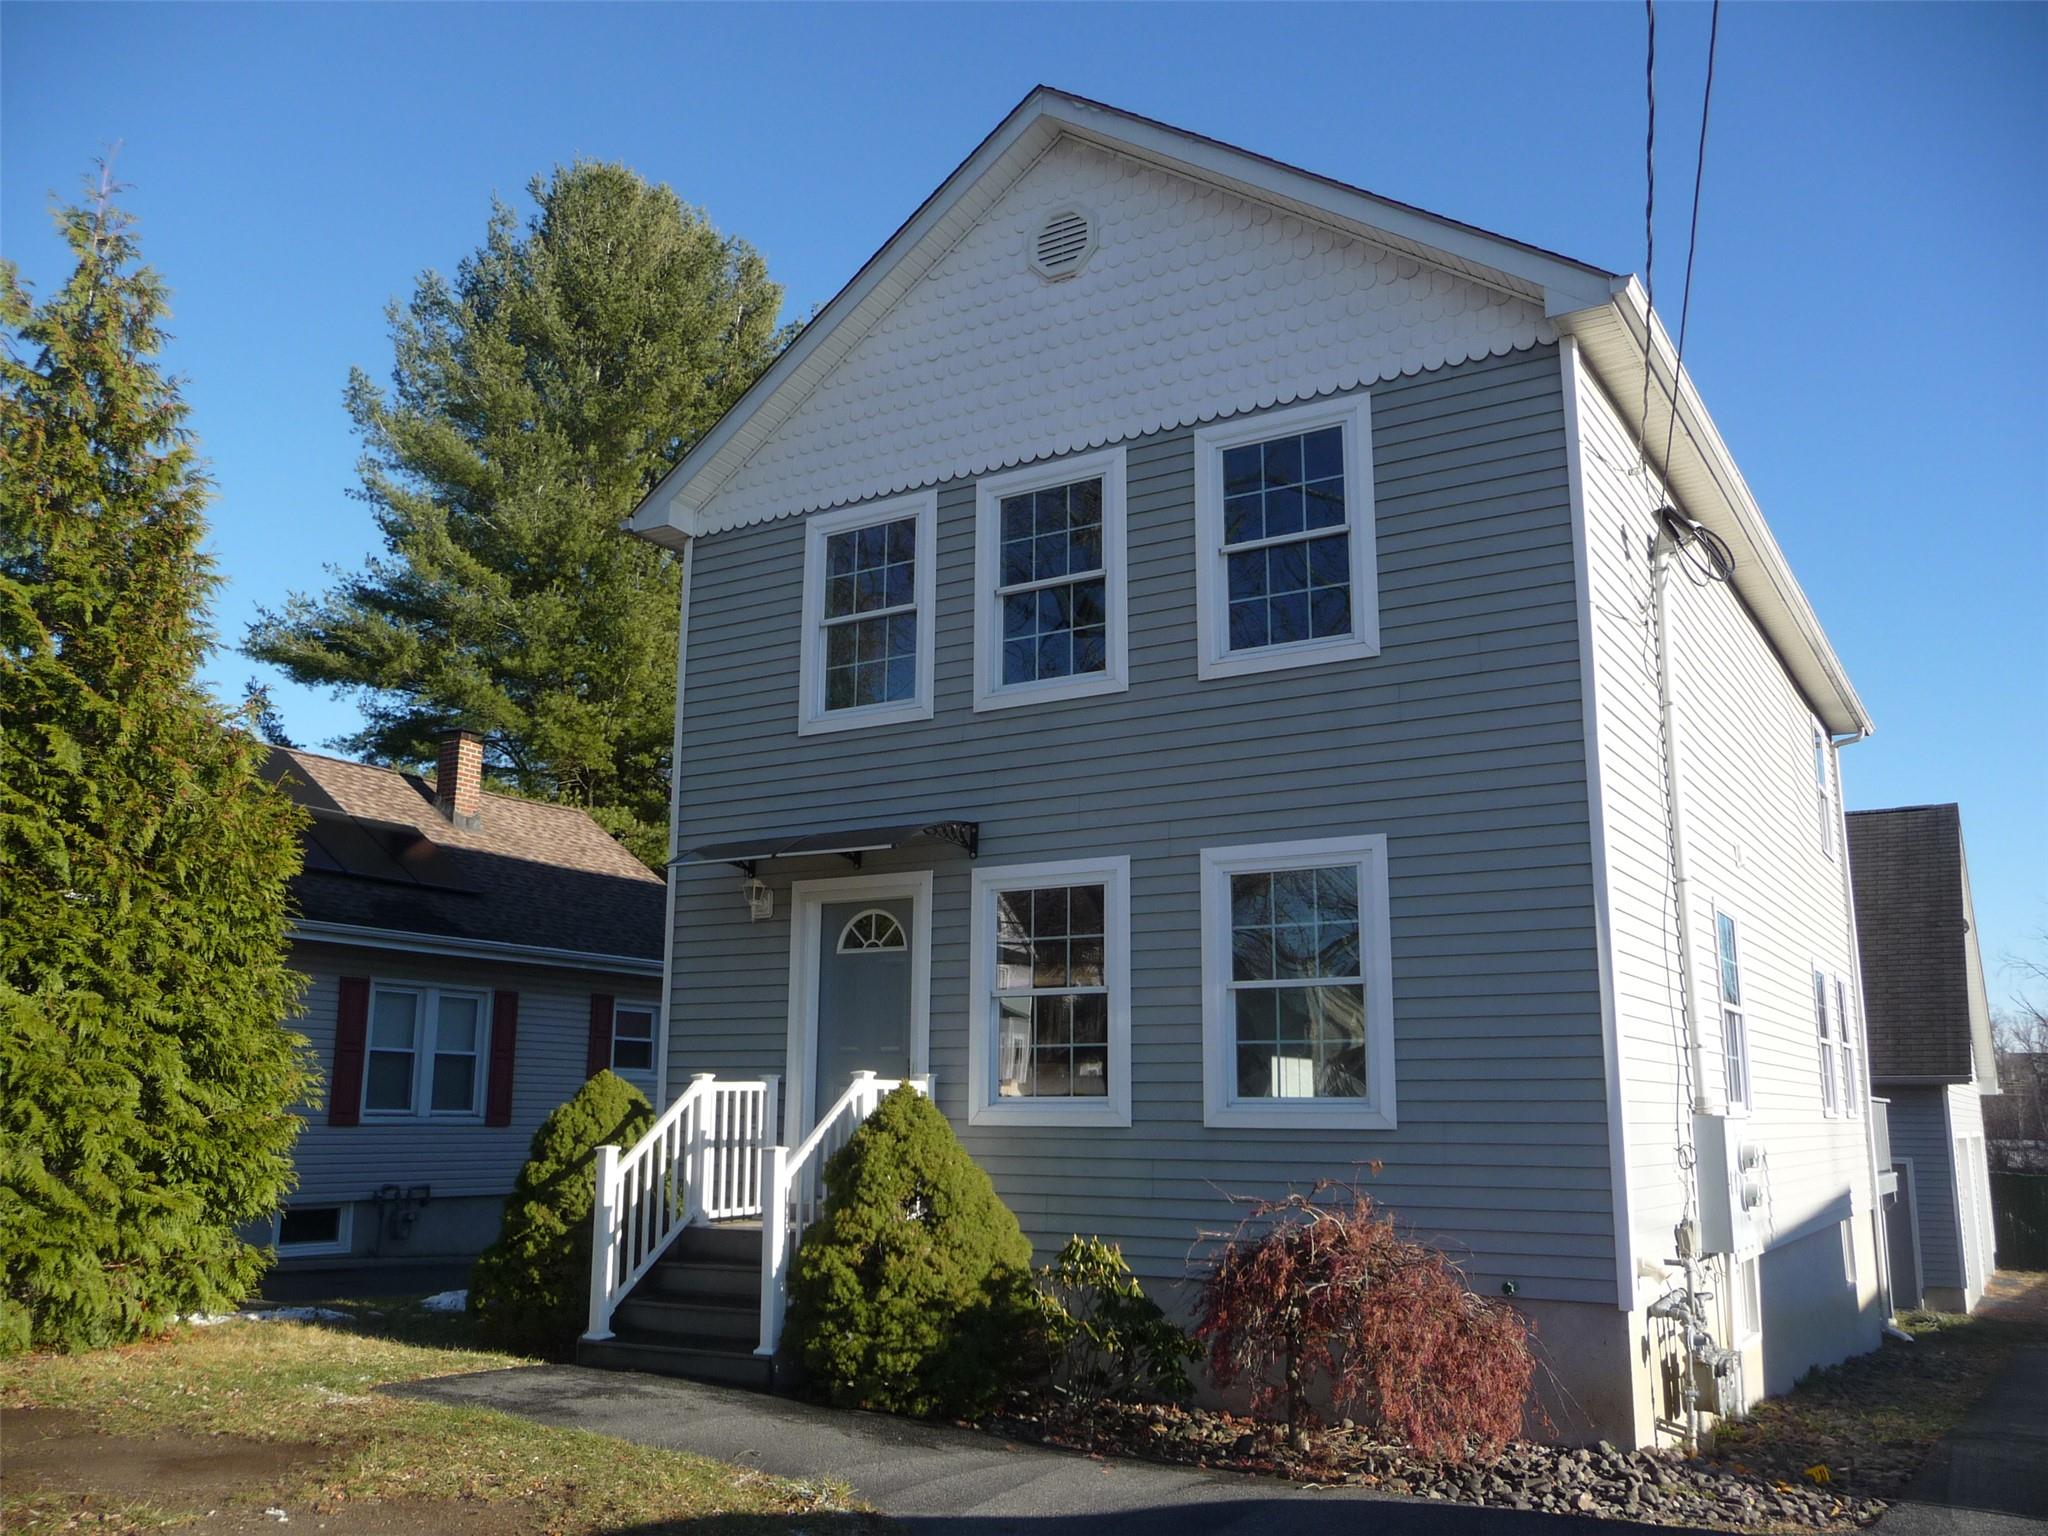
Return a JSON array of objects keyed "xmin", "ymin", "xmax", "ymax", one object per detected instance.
[
  {"xmin": 584, "ymin": 1143, "xmax": 621, "ymax": 1341},
  {"xmin": 757, "ymin": 1144, "xmax": 790, "ymax": 1357},
  {"xmin": 687, "ymin": 1072, "xmax": 714, "ymax": 1222}
]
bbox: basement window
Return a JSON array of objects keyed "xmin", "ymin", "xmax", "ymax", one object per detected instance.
[{"xmin": 274, "ymin": 1204, "xmax": 351, "ymax": 1257}]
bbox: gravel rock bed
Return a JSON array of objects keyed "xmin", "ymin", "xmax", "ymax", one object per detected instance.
[{"xmin": 982, "ymin": 1400, "xmax": 1886, "ymax": 1530}]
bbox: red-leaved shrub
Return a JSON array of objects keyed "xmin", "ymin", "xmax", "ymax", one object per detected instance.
[{"xmin": 1194, "ymin": 1186, "xmax": 1534, "ymax": 1460}]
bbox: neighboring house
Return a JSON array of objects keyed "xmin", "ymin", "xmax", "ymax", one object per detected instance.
[
  {"xmin": 1847, "ymin": 804, "xmax": 2000, "ymax": 1311},
  {"xmin": 255, "ymin": 732, "xmax": 665, "ymax": 1278},
  {"xmin": 597, "ymin": 89, "xmax": 1886, "ymax": 1447}
]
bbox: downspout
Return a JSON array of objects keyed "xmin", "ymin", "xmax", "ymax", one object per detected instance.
[
  {"xmin": 1829, "ymin": 742, "xmax": 1891, "ymax": 1323},
  {"xmin": 653, "ymin": 535, "xmax": 695, "ymax": 1112}
]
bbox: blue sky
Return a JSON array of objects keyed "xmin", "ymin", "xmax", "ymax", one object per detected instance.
[{"xmin": 5, "ymin": 3, "xmax": 2043, "ymax": 1003}]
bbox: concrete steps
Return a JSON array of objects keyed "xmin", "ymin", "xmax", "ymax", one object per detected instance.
[{"xmin": 577, "ymin": 1219, "xmax": 776, "ymax": 1392}]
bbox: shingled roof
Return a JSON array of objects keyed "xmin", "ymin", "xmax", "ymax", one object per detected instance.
[
  {"xmin": 1847, "ymin": 804, "xmax": 1996, "ymax": 1086},
  {"xmin": 261, "ymin": 747, "xmax": 664, "ymax": 963}
]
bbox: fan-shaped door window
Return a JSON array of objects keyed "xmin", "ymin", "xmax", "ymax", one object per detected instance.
[{"xmin": 838, "ymin": 908, "xmax": 908, "ymax": 954}]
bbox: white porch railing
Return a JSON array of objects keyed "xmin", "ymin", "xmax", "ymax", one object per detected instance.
[
  {"xmin": 756, "ymin": 1070, "xmax": 930, "ymax": 1358},
  {"xmin": 584, "ymin": 1072, "xmax": 777, "ymax": 1342}
]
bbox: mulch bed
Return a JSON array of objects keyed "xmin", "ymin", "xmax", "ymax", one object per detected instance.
[{"xmin": 982, "ymin": 1398, "xmax": 1887, "ymax": 1530}]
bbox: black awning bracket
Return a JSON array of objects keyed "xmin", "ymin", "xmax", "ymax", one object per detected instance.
[{"xmin": 677, "ymin": 819, "xmax": 980, "ymax": 871}]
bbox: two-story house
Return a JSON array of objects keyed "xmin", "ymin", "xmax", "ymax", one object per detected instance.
[
  {"xmin": 255, "ymin": 733, "xmax": 665, "ymax": 1288},
  {"xmin": 589, "ymin": 89, "xmax": 1886, "ymax": 1447},
  {"xmin": 1848, "ymin": 803, "xmax": 2000, "ymax": 1312}
]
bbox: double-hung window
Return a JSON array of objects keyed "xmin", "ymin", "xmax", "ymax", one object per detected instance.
[
  {"xmin": 1832, "ymin": 975, "xmax": 1860, "ymax": 1116},
  {"xmin": 1200, "ymin": 835, "xmax": 1396, "ymax": 1129},
  {"xmin": 611, "ymin": 1002, "xmax": 657, "ymax": 1075},
  {"xmin": 362, "ymin": 983, "xmax": 490, "ymax": 1120},
  {"xmin": 1812, "ymin": 723, "xmax": 1836, "ymax": 859},
  {"xmin": 967, "ymin": 857, "xmax": 1131, "ymax": 1128},
  {"xmin": 1814, "ymin": 968, "xmax": 1841, "ymax": 1116},
  {"xmin": 1192, "ymin": 395, "xmax": 1378, "ymax": 680},
  {"xmin": 972, "ymin": 448, "xmax": 1129, "ymax": 709},
  {"xmin": 797, "ymin": 493, "xmax": 937, "ymax": 734},
  {"xmin": 1714, "ymin": 909, "xmax": 1751, "ymax": 1113}
]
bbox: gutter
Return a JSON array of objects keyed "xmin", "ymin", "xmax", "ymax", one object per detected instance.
[{"xmin": 291, "ymin": 920, "xmax": 661, "ymax": 977}]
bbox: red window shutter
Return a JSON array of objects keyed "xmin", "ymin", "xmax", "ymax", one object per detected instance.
[
  {"xmin": 329, "ymin": 977, "xmax": 370, "ymax": 1127},
  {"xmin": 586, "ymin": 993, "xmax": 615, "ymax": 1078},
  {"xmin": 484, "ymin": 991, "xmax": 518, "ymax": 1126}
]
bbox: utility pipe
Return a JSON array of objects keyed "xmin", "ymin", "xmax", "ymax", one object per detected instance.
[{"xmin": 1652, "ymin": 518, "xmax": 1709, "ymax": 1113}]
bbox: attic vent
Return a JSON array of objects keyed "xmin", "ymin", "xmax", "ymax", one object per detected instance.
[{"xmin": 1030, "ymin": 207, "xmax": 1095, "ymax": 281}]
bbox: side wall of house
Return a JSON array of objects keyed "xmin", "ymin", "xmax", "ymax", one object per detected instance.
[
  {"xmin": 1947, "ymin": 1081, "xmax": 1993, "ymax": 1308},
  {"xmin": 670, "ymin": 345, "xmax": 1623, "ymax": 1313},
  {"xmin": 1570, "ymin": 346, "xmax": 1881, "ymax": 1383},
  {"xmin": 1887, "ymin": 1085, "xmax": 1961, "ymax": 1296},
  {"xmin": 279, "ymin": 941, "xmax": 660, "ymax": 1261}
]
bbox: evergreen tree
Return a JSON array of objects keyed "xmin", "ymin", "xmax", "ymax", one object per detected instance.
[
  {"xmin": 0, "ymin": 177, "xmax": 316, "ymax": 1354},
  {"xmin": 246, "ymin": 162, "xmax": 787, "ymax": 866}
]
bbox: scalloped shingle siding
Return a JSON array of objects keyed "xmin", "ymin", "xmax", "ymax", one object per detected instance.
[{"xmin": 700, "ymin": 136, "xmax": 1553, "ymax": 534}]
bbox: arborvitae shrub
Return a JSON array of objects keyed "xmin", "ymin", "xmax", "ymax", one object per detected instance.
[
  {"xmin": 1195, "ymin": 1187, "xmax": 1535, "ymax": 1459},
  {"xmin": 470, "ymin": 1070, "xmax": 652, "ymax": 1356},
  {"xmin": 1039, "ymin": 1235, "xmax": 1198, "ymax": 1403},
  {"xmin": 785, "ymin": 1085, "xmax": 1041, "ymax": 1417},
  {"xmin": 1, "ymin": 188, "xmax": 315, "ymax": 1355}
]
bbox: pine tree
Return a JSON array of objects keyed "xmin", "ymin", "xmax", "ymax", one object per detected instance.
[
  {"xmin": 0, "ymin": 175, "xmax": 316, "ymax": 1354},
  {"xmin": 246, "ymin": 162, "xmax": 787, "ymax": 867}
]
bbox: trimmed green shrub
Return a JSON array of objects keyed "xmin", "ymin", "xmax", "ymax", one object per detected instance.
[
  {"xmin": 1040, "ymin": 1236, "xmax": 1198, "ymax": 1403},
  {"xmin": 786, "ymin": 1085, "xmax": 1041, "ymax": 1417},
  {"xmin": 470, "ymin": 1070, "xmax": 653, "ymax": 1356}
]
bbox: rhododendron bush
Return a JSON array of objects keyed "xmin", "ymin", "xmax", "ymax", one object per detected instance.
[{"xmin": 1194, "ymin": 1187, "xmax": 1534, "ymax": 1459}]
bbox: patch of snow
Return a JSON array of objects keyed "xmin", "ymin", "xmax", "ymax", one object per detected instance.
[
  {"xmin": 419, "ymin": 1289, "xmax": 468, "ymax": 1313},
  {"xmin": 180, "ymin": 1312, "xmax": 241, "ymax": 1327},
  {"xmin": 246, "ymin": 1306, "xmax": 350, "ymax": 1323}
]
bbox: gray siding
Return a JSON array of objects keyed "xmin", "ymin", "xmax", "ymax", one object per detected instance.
[
  {"xmin": 1888, "ymin": 1086, "xmax": 1963, "ymax": 1292},
  {"xmin": 671, "ymin": 344, "xmax": 1619, "ymax": 1304},
  {"xmin": 287, "ymin": 940, "xmax": 659, "ymax": 1205}
]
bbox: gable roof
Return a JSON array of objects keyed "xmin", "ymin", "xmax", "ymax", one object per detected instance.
[
  {"xmin": 262, "ymin": 747, "xmax": 664, "ymax": 965},
  {"xmin": 1847, "ymin": 803, "xmax": 1997, "ymax": 1085},
  {"xmin": 626, "ymin": 86, "xmax": 1869, "ymax": 737}
]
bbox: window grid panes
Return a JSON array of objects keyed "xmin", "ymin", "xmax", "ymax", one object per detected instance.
[
  {"xmin": 1814, "ymin": 727, "xmax": 1834, "ymax": 856},
  {"xmin": 429, "ymin": 993, "xmax": 480, "ymax": 1113},
  {"xmin": 612, "ymin": 1005, "xmax": 656, "ymax": 1074},
  {"xmin": 838, "ymin": 909, "xmax": 907, "ymax": 953},
  {"xmin": 822, "ymin": 516, "xmax": 918, "ymax": 711},
  {"xmin": 997, "ymin": 478, "xmax": 1107, "ymax": 687},
  {"xmin": 1833, "ymin": 976, "xmax": 1859, "ymax": 1117},
  {"xmin": 1228, "ymin": 864, "xmax": 1367, "ymax": 1101},
  {"xmin": 1221, "ymin": 426, "xmax": 1350, "ymax": 653},
  {"xmin": 1814, "ymin": 970, "xmax": 1841, "ymax": 1115},
  {"xmin": 992, "ymin": 884, "xmax": 1109, "ymax": 1100},
  {"xmin": 1717, "ymin": 912, "xmax": 1749, "ymax": 1110},
  {"xmin": 365, "ymin": 990, "xmax": 419, "ymax": 1113}
]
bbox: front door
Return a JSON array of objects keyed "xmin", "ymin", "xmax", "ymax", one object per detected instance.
[{"xmin": 813, "ymin": 898, "xmax": 914, "ymax": 1122}]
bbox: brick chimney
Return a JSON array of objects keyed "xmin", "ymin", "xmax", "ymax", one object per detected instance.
[{"xmin": 435, "ymin": 729, "xmax": 483, "ymax": 829}]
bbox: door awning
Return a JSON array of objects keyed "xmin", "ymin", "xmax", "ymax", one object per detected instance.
[{"xmin": 678, "ymin": 820, "xmax": 979, "ymax": 873}]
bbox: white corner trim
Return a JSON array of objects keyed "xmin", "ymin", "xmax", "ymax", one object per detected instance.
[
  {"xmin": 656, "ymin": 535, "xmax": 694, "ymax": 1111},
  {"xmin": 967, "ymin": 855, "xmax": 1133, "ymax": 1129},
  {"xmin": 1192, "ymin": 393, "xmax": 1380, "ymax": 681},
  {"xmin": 291, "ymin": 921, "xmax": 662, "ymax": 977},
  {"xmin": 796, "ymin": 491, "xmax": 939, "ymax": 737},
  {"xmin": 783, "ymin": 870, "xmax": 933, "ymax": 1139},
  {"xmin": 971, "ymin": 446, "xmax": 1130, "ymax": 712},
  {"xmin": 1197, "ymin": 833, "xmax": 1396, "ymax": 1131},
  {"xmin": 1561, "ymin": 337, "xmax": 1640, "ymax": 1311}
]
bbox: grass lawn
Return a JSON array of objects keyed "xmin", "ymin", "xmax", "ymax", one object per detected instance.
[
  {"xmin": 1708, "ymin": 1270, "xmax": 2048, "ymax": 1501},
  {"xmin": 0, "ymin": 1298, "xmax": 873, "ymax": 1534}
]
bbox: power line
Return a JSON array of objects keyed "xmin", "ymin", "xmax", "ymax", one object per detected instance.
[
  {"xmin": 1637, "ymin": 0, "xmax": 1658, "ymax": 479},
  {"xmin": 1663, "ymin": 0, "xmax": 1723, "ymax": 474}
]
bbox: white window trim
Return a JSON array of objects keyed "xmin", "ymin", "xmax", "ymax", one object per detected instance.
[
  {"xmin": 361, "ymin": 981, "xmax": 491, "ymax": 1122},
  {"xmin": 1833, "ymin": 973, "xmax": 1861, "ymax": 1120},
  {"xmin": 1192, "ymin": 393, "xmax": 1380, "ymax": 681},
  {"xmin": 1199, "ymin": 834, "xmax": 1397, "ymax": 1130},
  {"xmin": 272, "ymin": 1203, "xmax": 353, "ymax": 1258},
  {"xmin": 1812, "ymin": 961, "xmax": 1842, "ymax": 1118},
  {"xmin": 796, "ymin": 492, "xmax": 938, "ymax": 736},
  {"xmin": 971, "ymin": 447, "xmax": 1130, "ymax": 711},
  {"xmin": 1812, "ymin": 721, "xmax": 1837, "ymax": 861},
  {"xmin": 967, "ymin": 855, "xmax": 1132, "ymax": 1129},
  {"xmin": 1708, "ymin": 903, "xmax": 1752, "ymax": 1117},
  {"xmin": 610, "ymin": 998, "xmax": 660, "ymax": 1080},
  {"xmin": 1736, "ymin": 1253, "xmax": 1763, "ymax": 1344}
]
